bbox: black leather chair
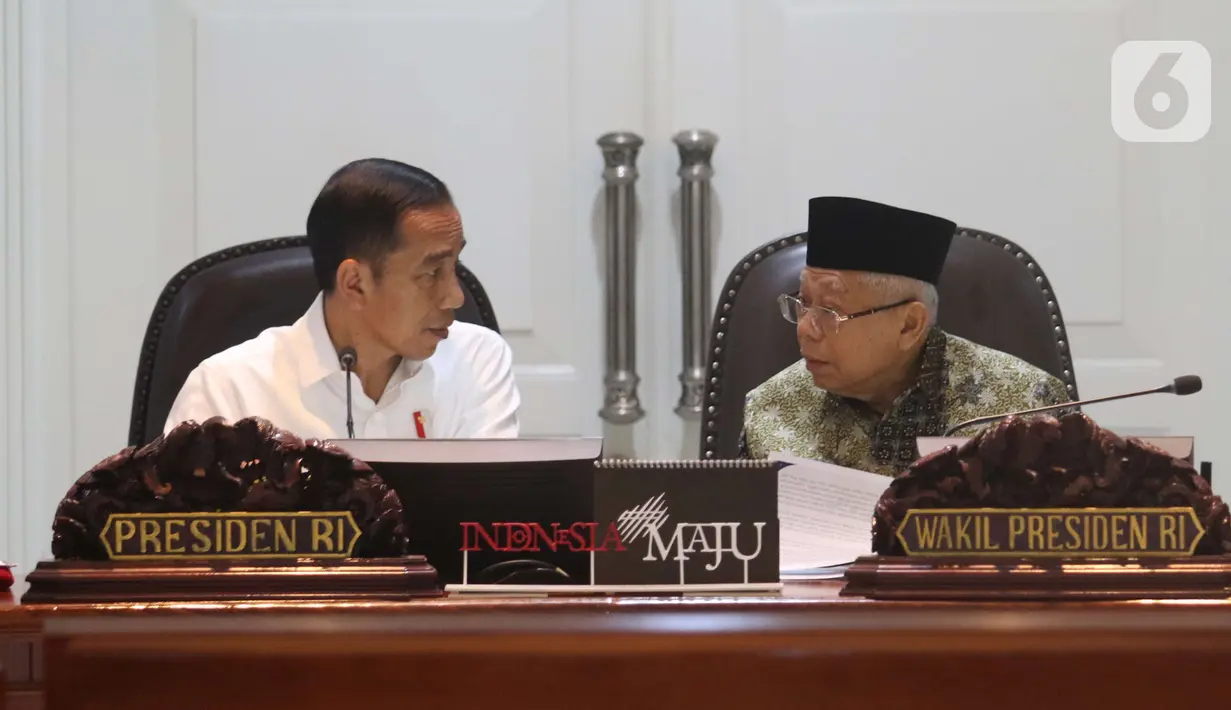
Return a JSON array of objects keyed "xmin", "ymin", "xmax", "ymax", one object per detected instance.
[
  {"xmin": 699, "ymin": 228, "xmax": 1078, "ymax": 459},
  {"xmin": 128, "ymin": 236, "xmax": 501, "ymax": 447}
]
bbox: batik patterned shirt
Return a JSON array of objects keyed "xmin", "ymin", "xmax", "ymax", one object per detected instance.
[{"xmin": 740, "ymin": 329, "xmax": 1071, "ymax": 476}]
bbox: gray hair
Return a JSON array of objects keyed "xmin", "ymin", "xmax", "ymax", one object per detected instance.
[{"xmin": 856, "ymin": 273, "xmax": 939, "ymax": 325}]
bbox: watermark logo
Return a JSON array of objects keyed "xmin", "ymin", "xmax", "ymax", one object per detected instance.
[{"xmin": 1111, "ymin": 40, "xmax": 1211, "ymax": 142}]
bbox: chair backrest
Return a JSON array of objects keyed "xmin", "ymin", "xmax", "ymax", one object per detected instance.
[
  {"xmin": 699, "ymin": 228, "xmax": 1078, "ymax": 459},
  {"xmin": 128, "ymin": 236, "xmax": 501, "ymax": 447}
]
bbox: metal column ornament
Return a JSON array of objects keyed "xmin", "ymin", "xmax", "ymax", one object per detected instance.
[
  {"xmin": 597, "ymin": 131, "xmax": 645, "ymax": 424},
  {"xmin": 672, "ymin": 129, "xmax": 718, "ymax": 419}
]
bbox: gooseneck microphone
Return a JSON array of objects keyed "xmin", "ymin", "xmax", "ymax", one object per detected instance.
[
  {"xmin": 338, "ymin": 347, "xmax": 358, "ymax": 439},
  {"xmin": 943, "ymin": 375, "xmax": 1203, "ymax": 436}
]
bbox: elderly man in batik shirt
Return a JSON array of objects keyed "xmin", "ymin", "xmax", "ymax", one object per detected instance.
[{"xmin": 740, "ymin": 196, "xmax": 1070, "ymax": 476}]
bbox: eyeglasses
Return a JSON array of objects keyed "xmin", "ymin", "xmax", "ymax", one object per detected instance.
[{"xmin": 778, "ymin": 293, "xmax": 917, "ymax": 337}]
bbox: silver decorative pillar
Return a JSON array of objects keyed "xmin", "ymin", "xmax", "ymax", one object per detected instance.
[
  {"xmin": 597, "ymin": 131, "xmax": 645, "ymax": 424},
  {"xmin": 672, "ymin": 129, "xmax": 718, "ymax": 419}
]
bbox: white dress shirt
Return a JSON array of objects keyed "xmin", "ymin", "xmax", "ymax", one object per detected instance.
[{"xmin": 164, "ymin": 293, "xmax": 520, "ymax": 440}]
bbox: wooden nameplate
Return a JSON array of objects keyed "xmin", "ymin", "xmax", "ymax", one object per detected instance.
[
  {"xmin": 21, "ymin": 557, "xmax": 441, "ymax": 604},
  {"xmin": 840, "ymin": 554, "xmax": 1231, "ymax": 601}
]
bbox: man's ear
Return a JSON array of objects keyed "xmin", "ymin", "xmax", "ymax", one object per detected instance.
[
  {"xmin": 333, "ymin": 259, "xmax": 370, "ymax": 307},
  {"xmin": 898, "ymin": 302, "xmax": 930, "ymax": 349}
]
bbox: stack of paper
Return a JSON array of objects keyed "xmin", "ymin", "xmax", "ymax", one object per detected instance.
[{"xmin": 772, "ymin": 452, "xmax": 893, "ymax": 576}]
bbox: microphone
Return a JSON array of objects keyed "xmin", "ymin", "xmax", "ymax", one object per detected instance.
[
  {"xmin": 943, "ymin": 375, "xmax": 1202, "ymax": 436},
  {"xmin": 338, "ymin": 347, "xmax": 357, "ymax": 439}
]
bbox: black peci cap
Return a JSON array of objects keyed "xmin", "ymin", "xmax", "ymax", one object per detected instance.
[{"xmin": 806, "ymin": 196, "xmax": 956, "ymax": 285}]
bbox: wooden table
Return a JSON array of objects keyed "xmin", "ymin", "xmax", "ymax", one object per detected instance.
[{"xmin": 5, "ymin": 582, "xmax": 1231, "ymax": 709}]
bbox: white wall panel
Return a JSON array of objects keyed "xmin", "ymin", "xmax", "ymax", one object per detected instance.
[
  {"xmin": 5, "ymin": 0, "xmax": 74, "ymax": 582},
  {"xmin": 68, "ymin": 0, "xmax": 188, "ymax": 485},
  {"xmin": 1, "ymin": 0, "xmax": 19, "ymax": 570},
  {"xmin": 732, "ymin": 0, "xmax": 1125, "ymax": 324}
]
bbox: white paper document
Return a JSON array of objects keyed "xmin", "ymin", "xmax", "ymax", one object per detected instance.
[{"xmin": 771, "ymin": 452, "xmax": 893, "ymax": 572}]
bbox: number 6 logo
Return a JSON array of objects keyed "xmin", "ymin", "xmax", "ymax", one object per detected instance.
[{"xmin": 1112, "ymin": 41, "xmax": 1211, "ymax": 143}]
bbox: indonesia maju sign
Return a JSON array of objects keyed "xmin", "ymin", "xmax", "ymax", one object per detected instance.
[{"xmin": 453, "ymin": 460, "xmax": 781, "ymax": 589}]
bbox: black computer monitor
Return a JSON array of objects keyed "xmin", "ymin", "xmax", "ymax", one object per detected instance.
[{"xmin": 328, "ymin": 439, "xmax": 603, "ymax": 586}]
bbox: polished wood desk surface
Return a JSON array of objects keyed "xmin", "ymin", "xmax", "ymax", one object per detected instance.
[
  {"xmin": 3, "ymin": 582, "xmax": 1231, "ymax": 709},
  {"xmin": 4, "ymin": 580, "xmax": 1231, "ymax": 642}
]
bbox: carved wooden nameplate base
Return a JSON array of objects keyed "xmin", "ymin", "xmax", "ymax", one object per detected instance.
[
  {"xmin": 845, "ymin": 507, "xmax": 1227, "ymax": 600},
  {"xmin": 840, "ymin": 554, "xmax": 1231, "ymax": 601},
  {"xmin": 21, "ymin": 557, "xmax": 441, "ymax": 604},
  {"xmin": 35, "ymin": 417, "xmax": 440, "ymax": 603},
  {"xmin": 28, "ymin": 510, "xmax": 440, "ymax": 603},
  {"xmin": 854, "ymin": 415, "xmax": 1231, "ymax": 601}
]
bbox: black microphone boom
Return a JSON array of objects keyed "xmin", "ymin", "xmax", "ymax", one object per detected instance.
[
  {"xmin": 338, "ymin": 347, "xmax": 358, "ymax": 439},
  {"xmin": 943, "ymin": 375, "xmax": 1202, "ymax": 437}
]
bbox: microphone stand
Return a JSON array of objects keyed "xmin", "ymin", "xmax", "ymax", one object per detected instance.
[
  {"xmin": 344, "ymin": 366, "xmax": 355, "ymax": 439},
  {"xmin": 944, "ymin": 384, "xmax": 1174, "ymax": 437},
  {"xmin": 339, "ymin": 348, "xmax": 357, "ymax": 439}
]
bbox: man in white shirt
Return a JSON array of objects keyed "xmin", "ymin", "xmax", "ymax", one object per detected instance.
[{"xmin": 165, "ymin": 158, "xmax": 521, "ymax": 440}]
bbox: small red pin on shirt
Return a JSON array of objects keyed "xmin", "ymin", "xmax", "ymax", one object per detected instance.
[{"xmin": 413, "ymin": 411, "xmax": 426, "ymax": 439}]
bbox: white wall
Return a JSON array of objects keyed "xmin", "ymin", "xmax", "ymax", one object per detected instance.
[
  {"xmin": 3, "ymin": 0, "xmax": 75, "ymax": 578},
  {"xmin": 1150, "ymin": 0, "xmax": 1231, "ymax": 475},
  {"xmin": 2, "ymin": 0, "xmax": 1229, "ymax": 576}
]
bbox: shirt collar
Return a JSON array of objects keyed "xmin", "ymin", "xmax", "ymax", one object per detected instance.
[
  {"xmin": 293, "ymin": 293, "xmax": 427, "ymax": 391},
  {"xmin": 292, "ymin": 293, "xmax": 344, "ymax": 389},
  {"xmin": 912, "ymin": 327, "xmax": 949, "ymax": 398}
]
